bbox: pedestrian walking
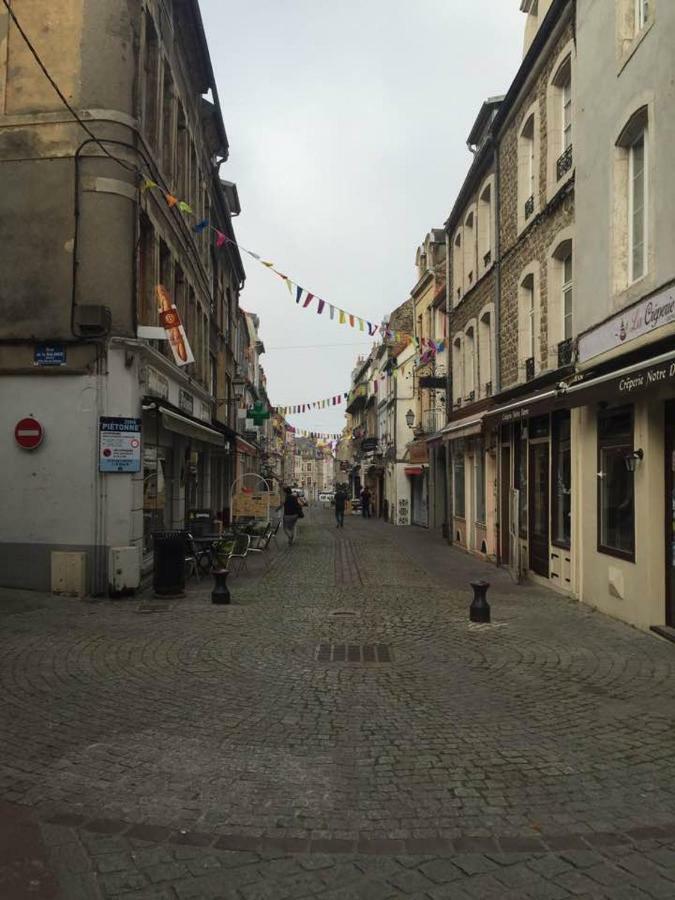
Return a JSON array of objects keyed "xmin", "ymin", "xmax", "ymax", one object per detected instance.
[
  {"xmin": 334, "ymin": 487, "xmax": 347, "ymax": 528},
  {"xmin": 360, "ymin": 487, "xmax": 371, "ymax": 519},
  {"xmin": 277, "ymin": 487, "xmax": 303, "ymax": 546}
]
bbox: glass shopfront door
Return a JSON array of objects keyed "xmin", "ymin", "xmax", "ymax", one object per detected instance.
[{"xmin": 528, "ymin": 441, "xmax": 550, "ymax": 578}]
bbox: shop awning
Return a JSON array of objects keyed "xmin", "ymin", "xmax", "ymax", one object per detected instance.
[
  {"xmin": 405, "ymin": 466, "xmax": 424, "ymax": 476},
  {"xmin": 236, "ymin": 436, "xmax": 257, "ymax": 456},
  {"xmin": 485, "ymin": 347, "xmax": 675, "ymax": 426},
  {"xmin": 440, "ymin": 416, "xmax": 484, "ymax": 441},
  {"xmin": 160, "ymin": 408, "xmax": 225, "ymax": 446}
]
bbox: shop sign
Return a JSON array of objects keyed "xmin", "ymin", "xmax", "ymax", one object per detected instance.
[
  {"xmin": 408, "ymin": 441, "xmax": 429, "ymax": 464},
  {"xmin": 99, "ymin": 417, "xmax": 142, "ymax": 473},
  {"xmin": 146, "ymin": 367, "xmax": 169, "ymax": 400},
  {"xmin": 615, "ymin": 357, "xmax": 675, "ymax": 397},
  {"xmin": 34, "ymin": 344, "xmax": 66, "ymax": 366},
  {"xmin": 231, "ymin": 491, "xmax": 270, "ymax": 518},
  {"xmin": 178, "ymin": 389, "xmax": 194, "ymax": 415},
  {"xmin": 579, "ymin": 284, "xmax": 675, "ymax": 362}
]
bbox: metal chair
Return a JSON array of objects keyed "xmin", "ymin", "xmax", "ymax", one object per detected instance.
[
  {"xmin": 270, "ymin": 518, "xmax": 282, "ymax": 548},
  {"xmin": 249, "ymin": 523, "xmax": 274, "ymax": 554},
  {"xmin": 184, "ymin": 533, "xmax": 201, "ymax": 580},
  {"xmin": 227, "ymin": 533, "xmax": 251, "ymax": 576}
]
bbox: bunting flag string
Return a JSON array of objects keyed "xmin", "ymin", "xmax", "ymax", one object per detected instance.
[
  {"xmin": 290, "ymin": 428, "xmax": 342, "ymax": 441},
  {"xmin": 273, "ymin": 392, "xmax": 349, "ymax": 417},
  {"xmin": 139, "ymin": 176, "xmax": 382, "ymax": 339}
]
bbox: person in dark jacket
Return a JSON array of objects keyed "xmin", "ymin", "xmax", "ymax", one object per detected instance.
[
  {"xmin": 277, "ymin": 487, "xmax": 303, "ymax": 545},
  {"xmin": 334, "ymin": 487, "xmax": 347, "ymax": 528},
  {"xmin": 360, "ymin": 487, "xmax": 371, "ymax": 518}
]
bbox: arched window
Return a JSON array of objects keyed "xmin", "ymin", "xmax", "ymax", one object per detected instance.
[
  {"xmin": 452, "ymin": 335, "xmax": 463, "ymax": 405},
  {"xmin": 452, "ymin": 230, "xmax": 464, "ymax": 303},
  {"xmin": 518, "ymin": 267, "xmax": 540, "ymax": 381},
  {"xmin": 518, "ymin": 106, "xmax": 539, "ymax": 230},
  {"xmin": 547, "ymin": 52, "xmax": 574, "ymax": 191},
  {"xmin": 464, "ymin": 324, "xmax": 476, "ymax": 400},
  {"xmin": 463, "ymin": 210, "xmax": 476, "ymax": 292},
  {"xmin": 614, "ymin": 105, "xmax": 649, "ymax": 287},
  {"xmin": 478, "ymin": 181, "xmax": 494, "ymax": 274},
  {"xmin": 478, "ymin": 308, "xmax": 493, "ymax": 396}
]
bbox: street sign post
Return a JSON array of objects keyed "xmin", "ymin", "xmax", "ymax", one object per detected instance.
[
  {"xmin": 14, "ymin": 417, "xmax": 44, "ymax": 450},
  {"xmin": 99, "ymin": 417, "xmax": 142, "ymax": 473}
]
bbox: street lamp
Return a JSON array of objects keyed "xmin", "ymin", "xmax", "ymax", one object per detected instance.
[
  {"xmin": 624, "ymin": 448, "xmax": 644, "ymax": 472},
  {"xmin": 405, "ymin": 409, "xmax": 415, "ymax": 429}
]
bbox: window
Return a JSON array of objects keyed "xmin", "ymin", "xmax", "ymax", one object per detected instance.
[
  {"xmin": 635, "ymin": 0, "xmax": 649, "ymax": 33},
  {"xmin": 519, "ymin": 111, "xmax": 537, "ymax": 226},
  {"xmin": 464, "ymin": 325, "xmax": 476, "ymax": 400},
  {"xmin": 475, "ymin": 445, "xmax": 486, "ymax": 525},
  {"xmin": 452, "ymin": 335, "xmax": 463, "ymax": 405},
  {"xmin": 562, "ymin": 70, "xmax": 572, "ymax": 152},
  {"xmin": 552, "ymin": 411, "xmax": 571, "ymax": 547},
  {"xmin": 614, "ymin": 105, "xmax": 649, "ymax": 291},
  {"xmin": 463, "ymin": 210, "xmax": 476, "ymax": 291},
  {"xmin": 478, "ymin": 308, "xmax": 492, "ymax": 395},
  {"xmin": 629, "ymin": 129, "xmax": 647, "ymax": 281},
  {"xmin": 138, "ymin": 214, "xmax": 156, "ymax": 325},
  {"xmin": 161, "ymin": 64, "xmax": 174, "ymax": 181},
  {"xmin": 454, "ymin": 452, "xmax": 465, "ymax": 518},
  {"xmin": 598, "ymin": 406, "xmax": 635, "ymax": 559},
  {"xmin": 142, "ymin": 14, "xmax": 159, "ymax": 150},
  {"xmin": 562, "ymin": 249, "xmax": 573, "ymax": 340},
  {"xmin": 452, "ymin": 230, "xmax": 463, "ymax": 303},
  {"xmin": 518, "ymin": 271, "xmax": 537, "ymax": 378},
  {"xmin": 478, "ymin": 181, "xmax": 494, "ymax": 273}
]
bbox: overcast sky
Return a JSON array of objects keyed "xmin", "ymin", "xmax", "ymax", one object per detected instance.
[{"xmin": 200, "ymin": 0, "xmax": 525, "ymax": 434}]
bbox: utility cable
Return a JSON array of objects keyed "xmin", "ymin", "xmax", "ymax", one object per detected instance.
[{"xmin": 1, "ymin": 0, "xmax": 137, "ymax": 174}]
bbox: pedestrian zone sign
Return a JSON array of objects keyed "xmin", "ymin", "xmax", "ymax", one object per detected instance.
[{"xmin": 99, "ymin": 417, "xmax": 142, "ymax": 473}]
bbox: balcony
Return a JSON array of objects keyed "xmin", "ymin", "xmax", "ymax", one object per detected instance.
[
  {"xmin": 557, "ymin": 144, "xmax": 573, "ymax": 181},
  {"xmin": 464, "ymin": 390, "xmax": 475, "ymax": 403},
  {"xmin": 420, "ymin": 408, "xmax": 444, "ymax": 434},
  {"xmin": 525, "ymin": 357, "xmax": 535, "ymax": 381},
  {"xmin": 524, "ymin": 194, "xmax": 535, "ymax": 220},
  {"xmin": 483, "ymin": 250, "xmax": 492, "ymax": 268},
  {"xmin": 557, "ymin": 337, "xmax": 574, "ymax": 367},
  {"xmin": 484, "ymin": 381, "xmax": 492, "ymax": 397}
]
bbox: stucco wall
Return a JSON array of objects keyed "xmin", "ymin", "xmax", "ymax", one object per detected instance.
[
  {"xmin": 575, "ymin": 0, "xmax": 675, "ymax": 336},
  {"xmin": 575, "ymin": 399, "xmax": 666, "ymax": 629}
]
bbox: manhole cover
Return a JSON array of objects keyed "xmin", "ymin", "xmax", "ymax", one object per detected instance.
[{"xmin": 316, "ymin": 643, "xmax": 392, "ymax": 664}]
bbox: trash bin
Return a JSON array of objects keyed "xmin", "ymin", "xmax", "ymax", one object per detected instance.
[{"xmin": 153, "ymin": 531, "xmax": 187, "ymax": 596}]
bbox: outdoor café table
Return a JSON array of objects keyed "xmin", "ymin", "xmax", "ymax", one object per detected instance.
[{"xmin": 192, "ymin": 534, "xmax": 233, "ymax": 572}]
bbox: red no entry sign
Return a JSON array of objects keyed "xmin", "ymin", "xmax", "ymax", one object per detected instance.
[{"xmin": 15, "ymin": 417, "xmax": 44, "ymax": 450}]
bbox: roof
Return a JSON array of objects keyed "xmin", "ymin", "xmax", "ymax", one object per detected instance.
[{"xmin": 467, "ymin": 96, "xmax": 505, "ymax": 149}]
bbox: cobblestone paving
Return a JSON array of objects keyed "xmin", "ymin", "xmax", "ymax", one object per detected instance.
[{"xmin": 2, "ymin": 509, "xmax": 675, "ymax": 898}]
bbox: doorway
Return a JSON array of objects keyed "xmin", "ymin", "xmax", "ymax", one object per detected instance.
[
  {"xmin": 666, "ymin": 401, "xmax": 675, "ymax": 626},
  {"xmin": 528, "ymin": 441, "xmax": 550, "ymax": 577},
  {"xmin": 500, "ymin": 444, "xmax": 511, "ymax": 564}
]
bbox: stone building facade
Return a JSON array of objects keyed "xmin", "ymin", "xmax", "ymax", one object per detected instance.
[{"xmin": 0, "ymin": 0, "xmax": 257, "ymax": 594}]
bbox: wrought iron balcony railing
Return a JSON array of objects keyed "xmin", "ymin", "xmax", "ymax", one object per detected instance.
[
  {"xmin": 557, "ymin": 144, "xmax": 573, "ymax": 181},
  {"xmin": 524, "ymin": 194, "xmax": 535, "ymax": 220},
  {"xmin": 557, "ymin": 337, "xmax": 574, "ymax": 367},
  {"xmin": 525, "ymin": 357, "xmax": 535, "ymax": 381}
]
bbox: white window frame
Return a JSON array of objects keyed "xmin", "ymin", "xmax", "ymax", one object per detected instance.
[
  {"xmin": 452, "ymin": 229, "xmax": 464, "ymax": 305},
  {"xmin": 477, "ymin": 176, "xmax": 495, "ymax": 276},
  {"xmin": 463, "ymin": 207, "xmax": 477, "ymax": 293},
  {"xmin": 628, "ymin": 128, "xmax": 647, "ymax": 283},
  {"xmin": 518, "ymin": 103, "xmax": 539, "ymax": 233},
  {"xmin": 635, "ymin": 0, "xmax": 649, "ymax": 32},
  {"xmin": 464, "ymin": 321, "xmax": 477, "ymax": 401},
  {"xmin": 562, "ymin": 250, "xmax": 573, "ymax": 341}
]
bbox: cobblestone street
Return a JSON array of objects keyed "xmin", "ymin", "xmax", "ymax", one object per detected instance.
[{"xmin": 2, "ymin": 509, "xmax": 675, "ymax": 899}]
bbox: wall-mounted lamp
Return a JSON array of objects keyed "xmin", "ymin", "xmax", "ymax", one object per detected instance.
[
  {"xmin": 624, "ymin": 448, "xmax": 644, "ymax": 472},
  {"xmin": 405, "ymin": 409, "xmax": 415, "ymax": 429}
]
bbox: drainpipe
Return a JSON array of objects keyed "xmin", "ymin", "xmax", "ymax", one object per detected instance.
[
  {"xmin": 493, "ymin": 137, "xmax": 503, "ymax": 565},
  {"xmin": 444, "ymin": 229, "xmax": 453, "ymax": 543}
]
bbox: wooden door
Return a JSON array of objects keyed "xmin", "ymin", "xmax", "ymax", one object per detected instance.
[{"xmin": 529, "ymin": 442, "xmax": 550, "ymax": 578}]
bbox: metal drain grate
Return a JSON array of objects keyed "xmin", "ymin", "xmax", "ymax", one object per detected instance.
[{"xmin": 316, "ymin": 643, "xmax": 392, "ymax": 664}]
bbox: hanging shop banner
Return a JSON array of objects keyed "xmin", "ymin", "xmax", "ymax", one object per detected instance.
[
  {"xmin": 155, "ymin": 284, "xmax": 195, "ymax": 366},
  {"xmin": 99, "ymin": 417, "xmax": 142, "ymax": 473}
]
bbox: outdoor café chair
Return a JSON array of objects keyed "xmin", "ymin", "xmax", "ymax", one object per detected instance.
[
  {"xmin": 227, "ymin": 532, "xmax": 251, "ymax": 576},
  {"xmin": 185, "ymin": 533, "xmax": 202, "ymax": 580},
  {"xmin": 249, "ymin": 523, "xmax": 274, "ymax": 554}
]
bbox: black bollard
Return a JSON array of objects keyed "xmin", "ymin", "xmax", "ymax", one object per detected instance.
[
  {"xmin": 211, "ymin": 569, "xmax": 231, "ymax": 605},
  {"xmin": 469, "ymin": 580, "xmax": 491, "ymax": 623}
]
